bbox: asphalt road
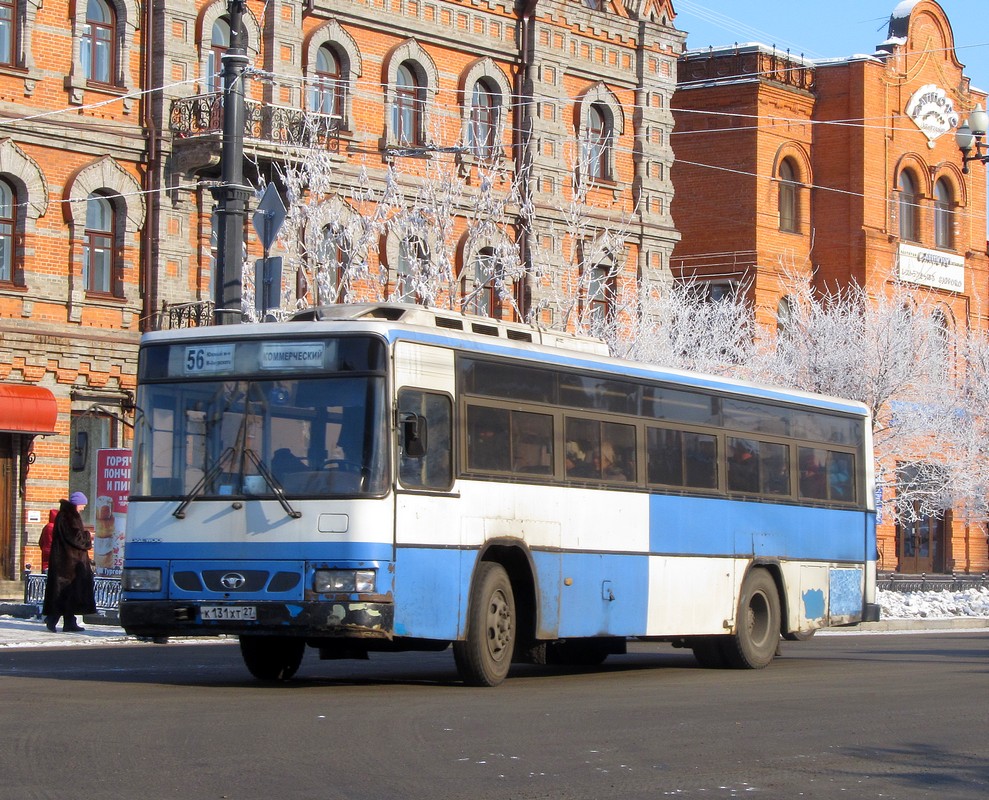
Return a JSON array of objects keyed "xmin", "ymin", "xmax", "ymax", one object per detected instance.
[{"xmin": 1, "ymin": 633, "xmax": 985, "ymax": 800}]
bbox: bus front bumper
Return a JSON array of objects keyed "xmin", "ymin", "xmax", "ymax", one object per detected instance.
[{"xmin": 120, "ymin": 600, "xmax": 394, "ymax": 639}]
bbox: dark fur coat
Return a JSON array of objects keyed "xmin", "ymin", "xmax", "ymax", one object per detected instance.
[{"xmin": 42, "ymin": 500, "xmax": 97, "ymax": 617}]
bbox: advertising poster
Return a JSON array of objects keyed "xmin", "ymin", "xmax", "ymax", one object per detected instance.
[{"xmin": 95, "ymin": 448, "xmax": 132, "ymax": 577}]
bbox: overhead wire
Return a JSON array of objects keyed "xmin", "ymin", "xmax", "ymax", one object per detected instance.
[{"xmin": 0, "ymin": 27, "xmax": 985, "ymax": 236}]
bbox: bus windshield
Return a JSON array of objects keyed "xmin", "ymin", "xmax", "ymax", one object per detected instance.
[{"xmin": 131, "ymin": 374, "xmax": 390, "ymax": 499}]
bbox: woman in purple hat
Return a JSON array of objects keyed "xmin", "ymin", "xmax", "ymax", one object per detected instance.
[{"xmin": 42, "ymin": 492, "xmax": 97, "ymax": 633}]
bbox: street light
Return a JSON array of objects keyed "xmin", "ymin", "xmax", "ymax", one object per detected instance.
[
  {"xmin": 211, "ymin": 0, "xmax": 250, "ymax": 325},
  {"xmin": 956, "ymin": 103, "xmax": 989, "ymax": 173}
]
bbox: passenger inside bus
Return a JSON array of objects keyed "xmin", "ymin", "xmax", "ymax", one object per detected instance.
[
  {"xmin": 727, "ymin": 439, "xmax": 759, "ymax": 493},
  {"xmin": 598, "ymin": 441, "xmax": 627, "ymax": 481},
  {"xmin": 566, "ymin": 440, "xmax": 596, "ymax": 477},
  {"xmin": 271, "ymin": 448, "xmax": 310, "ymax": 491}
]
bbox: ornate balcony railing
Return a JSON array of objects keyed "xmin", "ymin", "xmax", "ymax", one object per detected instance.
[
  {"xmin": 158, "ymin": 300, "xmax": 215, "ymax": 330},
  {"xmin": 170, "ymin": 94, "xmax": 340, "ymax": 151}
]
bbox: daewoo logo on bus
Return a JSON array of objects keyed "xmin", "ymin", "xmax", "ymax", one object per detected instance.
[{"xmin": 220, "ymin": 573, "xmax": 247, "ymax": 590}]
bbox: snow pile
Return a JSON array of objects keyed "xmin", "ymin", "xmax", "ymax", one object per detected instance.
[{"xmin": 879, "ymin": 586, "xmax": 989, "ymax": 619}]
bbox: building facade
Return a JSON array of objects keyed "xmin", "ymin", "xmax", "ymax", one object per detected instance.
[
  {"xmin": 672, "ymin": 0, "xmax": 989, "ymax": 574},
  {"xmin": 0, "ymin": 0, "xmax": 683, "ymax": 581}
]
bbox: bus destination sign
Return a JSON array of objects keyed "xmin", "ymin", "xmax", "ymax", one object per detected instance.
[
  {"xmin": 183, "ymin": 344, "xmax": 235, "ymax": 375},
  {"xmin": 259, "ymin": 342, "xmax": 325, "ymax": 370}
]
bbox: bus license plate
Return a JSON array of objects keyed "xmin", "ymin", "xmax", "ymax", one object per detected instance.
[{"xmin": 201, "ymin": 605, "xmax": 256, "ymax": 621}]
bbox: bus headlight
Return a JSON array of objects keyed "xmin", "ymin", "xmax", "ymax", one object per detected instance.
[
  {"xmin": 122, "ymin": 568, "xmax": 162, "ymax": 592},
  {"xmin": 314, "ymin": 569, "xmax": 376, "ymax": 594}
]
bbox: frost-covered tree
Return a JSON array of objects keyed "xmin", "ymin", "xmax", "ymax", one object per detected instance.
[
  {"xmin": 759, "ymin": 276, "xmax": 971, "ymax": 524},
  {"xmin": 611, "ymin": 279, "xmax": 758, "ymax": 376}
]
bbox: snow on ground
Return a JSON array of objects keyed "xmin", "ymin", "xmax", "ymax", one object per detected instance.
[{"xmin": 878, "ymin": 586, "xmax": 989, "ymax": 618}]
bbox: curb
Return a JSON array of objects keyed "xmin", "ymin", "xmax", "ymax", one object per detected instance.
[{"xmin": 850, "ymin": 617, "xmax": 989, "ymax": 632}]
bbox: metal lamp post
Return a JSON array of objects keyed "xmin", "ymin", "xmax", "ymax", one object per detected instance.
[{"xmin": 211, "ymin": 0, "xmax": 251, "ymax": 325}]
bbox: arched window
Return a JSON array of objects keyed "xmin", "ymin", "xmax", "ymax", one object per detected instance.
[
  {"xmin": 582, "ymin": 104, "xmax": 611, "ymax": 181},
  {"xmin": 83, "ymin": 193, "xmax": 115, "ymax": 294},
  {"xmin": 394, "ymin": 63, "xmax": 424, "ymax": 146},
  {"xmin": 207, "ymin": 18, "xmax": 230, "ymax": 93},
  {"xmin": 778, "ymin": 158, "xmax": 799, "ymax": 232},
  {"xmin": 462, "ymin": 247, "xmax": 500, "ymax": 316},
  {"xmin": 79, "ymin": 0, "xmax": 117, "ymax": 83},
  {"xmin": 397, "ymin": 235, "xmax": 427, "ymax": 301},
  {"xmin": 934, "ymin": 178, "xmax": 954, "ymax": 250},
  {"xmin": 82, "ymin": 0, "xmax": 115, "ymax": 84},
  {"xmin": 898, "ymin": 171, "xmax": 919, "ymax": 242},
  {"xmin": 468, "ymin": 80, "xmax": 499, "ymax": 159},
  {"xmin": 0, "ymin": 0, "xmax": 16, "ymax": 67},
  {"xmin": 0, "ymin": 179, "xmax": 15, "ymax": 283},
  {"xmin": 310, "ymin": 44, "xmax": 344, "ymax": 119}
]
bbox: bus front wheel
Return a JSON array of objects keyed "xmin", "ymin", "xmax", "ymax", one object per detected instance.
[
  {"xmin": 722, "ymin": 568, "xmax": 781, "ymax": 669},
  {"xmin": 453, "ymin": 562, "xmax": 516, "ymax": 687},
  {"xmin": 239, "ymin": 635, "xmax": 306, "ymax": 681}
]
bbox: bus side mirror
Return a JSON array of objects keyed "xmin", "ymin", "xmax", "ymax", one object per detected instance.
[{"xmin": 402, "ymin": 413, "xmax": 427, "ymax": 458}]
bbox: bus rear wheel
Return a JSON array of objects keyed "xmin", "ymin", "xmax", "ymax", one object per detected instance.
[
  {"xmin": 453, "ymin": 562, "xmax": 516, "ymax": 687},
  {"xmin": 239, "ymin": 635, "xmax": 306, "ymax": 681},
  {"xmin": 722, "ymin": 568, "xmax": 781, "ymax": 669}
]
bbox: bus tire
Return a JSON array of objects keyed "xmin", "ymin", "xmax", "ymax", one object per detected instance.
[
  {"xmin": 239, "ymin": 635, "xmax": 305, "ymax": 681},
  {"xmin": 453, "ymin": 562, "xmax": 516, "ymax": 687},
  {"xmin": 722, "ymin": 568, "xmax": 781, "ymax": 669},
  {"xmin": 783, "ymin": 629, "xmax": 816, "ymax": 642}
]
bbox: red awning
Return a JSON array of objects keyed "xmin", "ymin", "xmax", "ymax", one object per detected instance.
[{"xmin": 0, "ymin": 384, "xmax": 58, "ymax": 435}]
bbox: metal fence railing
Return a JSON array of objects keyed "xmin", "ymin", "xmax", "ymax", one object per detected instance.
[
  {"xmin": 23, "ymin": 571, "xmax": 121, "ymax": 614},
  {"xmin": 878, "ymin": 572, "xmax": 989, "ymax": 592}
]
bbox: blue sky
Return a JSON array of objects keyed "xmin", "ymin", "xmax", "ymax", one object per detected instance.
[{"xmin": 674, "ymin": 0, "xmax": 989, "ymax": 92}]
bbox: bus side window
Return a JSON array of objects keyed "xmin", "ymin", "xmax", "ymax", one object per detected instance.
[
  {"xmin": 727, "ymin": 437, "xmax": 760, "ymax": 493},
  {"xmin": 511, "ymin": 411, "xmax": 554, "ymax": 475},
  {"xmin": 647, "ymin": 427, "xmax": 683, "ymax": 486},
  {"xmin": 761, "ymin": 441, "xmax": 790, "ymax": 496},
  {"xmin": 684, "ymin": 432, "xmax": 718, "ymax": 489},
  {"xmin": 467, "ymin": 405, "xmax": 511, "ymax": 471},
  {"xmin": 398, "ymin": 389, "xmax": 452, "ymax": 490},
  {"xmin": 798, "ymin": 447, "xmax": 828, "ymax": 500},
  {"xmin": 827, "ymin": 451, "xmax": 854, "ymax": 501}
]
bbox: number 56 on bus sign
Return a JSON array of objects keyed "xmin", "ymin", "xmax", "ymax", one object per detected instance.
[{"xmin": 184, "ymin": 344, "xmax": 235, "ymax": 375}]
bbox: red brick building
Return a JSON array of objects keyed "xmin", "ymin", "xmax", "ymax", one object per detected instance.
[
  {"xmin": 672, "ymin": 0, "xmax": 989, "ymax": 573},
  {"xmin": 0, "ymin": 0, "xmax": 683, "ymax": 582}
]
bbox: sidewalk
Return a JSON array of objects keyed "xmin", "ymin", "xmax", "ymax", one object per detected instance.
[{"xmin": 0, "ymin": 609, "xmax": 138, "ymax": 648}]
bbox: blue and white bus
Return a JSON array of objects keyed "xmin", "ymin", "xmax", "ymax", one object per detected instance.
[{"xmin": 121, "ymin": 303, "xmax": 879, "ymax": 685}]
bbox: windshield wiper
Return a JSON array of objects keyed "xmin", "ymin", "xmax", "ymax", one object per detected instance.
[
  {"xmin": 244, "ymin": 449, "xmax": 303, "ymax": 519},
  {"xmin": 173, "ymin": 447, "xmax": 235, "ymax": 519}
]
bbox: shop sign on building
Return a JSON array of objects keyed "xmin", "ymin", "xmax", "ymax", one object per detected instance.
[
  {"xmin": 897, "ymin": 243, "xmax": 964, "ymax": 292},
  {"xmin": 94, "ymin": 448, "xmax": 132, "ymax": 577},
  {"xmin": 905, "ymin": 84, "xmax": 959, "ymax": 144}
]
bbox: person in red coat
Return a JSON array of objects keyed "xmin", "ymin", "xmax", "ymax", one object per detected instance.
[
  {"xmin": 42, "ymin": 492, "xmax": 97, "ymax": 633},
  {"xmin": 39, "ymin": 508, "xmax": 57, "ymax": 573}
]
